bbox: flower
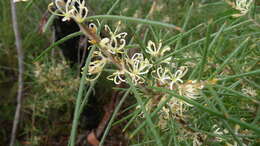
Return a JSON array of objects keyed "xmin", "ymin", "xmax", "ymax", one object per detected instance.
[
  {"xmin": 178, "ymin": 80, "xmax": 204, "ymax": 100},
  {"xmin": 50, "ymin": 0, "xmax": 88, "ymax": 23},
  {"xmin": 107, "ymin": 70, "xmax": 126, "ymax": 84},
  {"xmin": 151, "ymin": 65, "xmax": 171, "ymax": 86},
  {"xmin": 99, "ymin": 24, "xmax": 127, "ymax": 55},
  {"xmin": 158, "ymin": 112, "xmax": 169, "ymax": 129},
  {"xmin": 124, "ymin": 53, "xmax": 152, "ymax": 85},
  {"xmin": 157, "ymin": 95, "xmax": 186, "ymax": 127},
  {"xmin": 145, "ymin": 40, "xmax": 171, "ymax": 62},
  {"xmin": 84, "ymin": 49, "xmax": 107, "ymax": 81},
  {"xmin": 88, "ymin": 50, "xmax": 107, "ymax": 74},
  {"xmin": 72, "ymin": 0, "xmax": 89, "ymax": 23},
  {"xmin": 242, "ymin": 86, "xmax": 257, "ymax": 97},
  {"xmin": 177, "ymin": 80, "xmax": 204, "ymax": 107},
  {"xmin": 233, "ymin": 0, "xmax": 253, "ymax": 17},
  {"xmin": 212, "ymin": 124, "xmax": 229, "ymax": 142},
  {"xmin": 136, "ymin": 99, "xmax": 155, "ymax": 118},
  {"xmin": 168, "ymin": 66, "xmax": 188, "ymax": 90},
  {"xmin": 146, "ymin": 40, "xmax": 171, "ymax": 57},
  {"xmin": 152, "ymin": 66, "xmax": 188, "ymax": 89},
  {"xmin": 167, "ymin": 97, "xmax": 186, "ymax": 116}
]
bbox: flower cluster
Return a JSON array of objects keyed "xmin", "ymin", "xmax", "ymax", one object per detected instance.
[
  {"xmin": 152, "ymin": 65, "xmax": 188, "ymax": 89},
  {"xmin": 146, "ymin": 40, "xmax": 170, "ymax": 58},
  {"xmin": 157, "ymin": 95, "xmax": 184, "ymax": 129},
  {"xmin": 124, "ymin": 53, "xmax": 152, "ymax": 84},
  {"xmin": 100, "ymin": 24, "xmax": 128, "ymax": 54},
  {"xmin": 232, "ymin": 0, "xmax": 253, "ymax": 17},
  {"xmin": 84, "ymin": 48, "xmax": 108, "ymax": 80},
  {"xmin": 81, "ymin": 22, "xmax": 153, "ymax": 85},
  {"xmin": 242, "ymin": 86, "xmax": 257, "ymax": 97},
  {"xmin": 81, "ymin": 23, "xmax": 206, "ymax": 130},
  {"xmin": 107, "ymin": 52, "xmax": 153, "ymax": 85},
  {"xmin": 178, "ymin": 80, "xmax": 204, "ymax": 100},
  {"xmin": 48, "ymin": 0, "xmax": 206, "ymax": 132},
  {"xmin": 49, "ymin": 0, "xmax": 88, "ymax": 23},
  {"xmin": 156, "ymin": 80, "xmax": 204, "ymax": 129}
]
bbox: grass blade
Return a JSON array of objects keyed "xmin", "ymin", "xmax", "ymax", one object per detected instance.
[{"xmin": 86, "ymin": 15, "xmax": 183, "ymax": 32}]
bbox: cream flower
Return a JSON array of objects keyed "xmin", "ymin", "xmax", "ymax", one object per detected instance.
[
  {"xmin": 177, "ymin": 80, "xmax": 204, "ymax": 107},
  {"xmin": 50, "ymin": 0, "xmax": 88, "ymax": 23},
  {"xmin": 146, "ymin": 40, "xmax": 170, "ymax": 57},
  {"xmin": 125, "ymin": 53, "xmax": 152, "ymax": 85},
  {"xmin": 242, "ymin": 86, "xmax": 257, "ymax": 97},
  {"xmin": 167, "ymin": 97, "xmax": 185, "ymax": 116},
  {"xmin": 99, "ymin": 25, "xmax": 127, "ymax": 54},
  {"xmin": 178, "ymin": 80, "xmax": 204, "ymax": 100},
  {"xmin": 88, "ymin": 50, "xmax": 107, "ymax": 74},
  {"xmin": 158, "ymin": 111, "xmax": 169, "ymax": 130},
  {"xmin": 158, "ymin": 95, "xmax": 185, "ymax": 122},
  {"xmin": 70, "ymin": 0, "xmax": 89, "ymax": 23},
  {"xmin": 146, "ymin": 40, "xmax": 171, "ymax": 63},
  {"xmin": 212, "ymin": 124, "xmax": 229, "ymax": 142},
  {"xmin": 168, "ymin": 66, "xmax": 188, "ymax": 90},
  {"xmin": 160, "ymin": 106, "xmax": 170, "ymax": 120},
  {"xmin": 107, "ymin": 70, "xmax": 126, "ymax": 85},
  {"xmin": 151, "ymin": 65, "xmax": 171, "ymax": 86},
  {"xmin": 233, "ymin": 0, "xmax": 253, "ymax": 17},
  {"xmin": 152, "ymin": 66, "xmax": 188, "ymax": 89}
]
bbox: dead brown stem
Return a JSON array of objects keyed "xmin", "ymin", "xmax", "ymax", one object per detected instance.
[{"xmin": 9, "ymin": 0, "xmax": 24, "ymax": 146}]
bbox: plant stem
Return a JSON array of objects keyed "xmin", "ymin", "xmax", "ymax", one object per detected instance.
[
  {"xmin": 69, "ymin": 47, "xmax": 95, "ymax": 146},
  {"xmin": 9, "ymin": 0, "xmax": 24, "ymax": 146}
]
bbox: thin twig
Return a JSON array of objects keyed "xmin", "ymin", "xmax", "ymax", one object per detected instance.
[{"xmin": 9, "ymin": 0, "xmax": 24, "ymax": 146}]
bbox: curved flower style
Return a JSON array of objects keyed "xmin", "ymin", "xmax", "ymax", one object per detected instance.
[
  {"xmin": 233, "ymin": 0, "xmax": 253, "ymax": 17},
  {"xmin": 151, "ymin": 65, "xmax": 171, "ymax": 86},
  {"xmin": 50, "ymin": 0, "xmax": 88, "ymax": 23},
  {"xmin": 242, "ymin": 86, "xmax": 257, "ymax": 97},
  {"xmin": 158, "ymin": 106, "xmax": 170, "ymax": 129},
  {"xmin": 145, "ymin": 40, "xmax": 171, "ymax": 64},
  {"xmin": 168, "ymin": 66, "xmax": 188, "ymax": 90},
  {"xmin": 178, "ymin": 80, "xmax": 204, "ymax": 103},
  {"xmin": 107, "ymin": 70, "xmax": 126, "ymax": 85},
  {"xmin": 84, "ymin": 49, "xmax": 107, "ymax": 81},
  {"xmin": 99, "ymin": 25, "xmax": 128, "ymax": 55},
  {"xmin": 146, "ymin": 40, "xmax": 170, "ymax": 57},
  {"xmin": 157, "ymin": 95, "xmax": 186, "ymax": 129},
  {"xmin": 88, "ymin": 50, "xmax": 107, "ymax": 74},
  {"xmin": 71, "ymin": 0, "xmax": 89, "ymax": 23},
  {"xmin": 125, "ymin": 53, "xmax": 152, "ymax": 85},
  {"xmin": 152, "ymin": 65, "xmax": 188, "ymax": 89},
  {"xmin": 152, "ymin": 65, "xmax": 188, "ymax": 90}
]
